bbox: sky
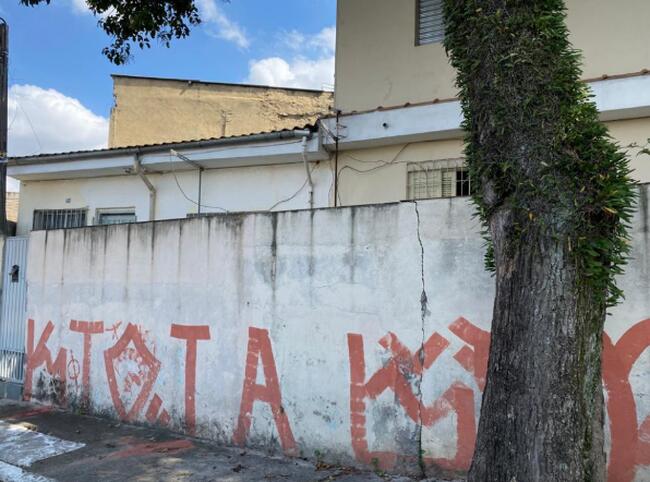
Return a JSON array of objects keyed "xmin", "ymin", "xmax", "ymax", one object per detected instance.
[{"xmin": 1, "ymin": 0, "xmax": 337, "ymax": 190}]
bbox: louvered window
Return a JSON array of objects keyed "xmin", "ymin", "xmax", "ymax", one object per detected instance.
[
  {"xmin": 407, "ymin": 160, "xmax": 471, "ymax": 200},
  {"xmin": 417, "ymin": 0, "xmax": 445, "ymax": 45}
]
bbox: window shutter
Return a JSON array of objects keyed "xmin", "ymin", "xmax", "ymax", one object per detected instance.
[{"xmin": 417, "ymin": 0, "xmax": 445, "ymax": 45}]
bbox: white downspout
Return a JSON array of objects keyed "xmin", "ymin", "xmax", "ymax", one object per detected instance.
[
  {"xmin": 133, "ymin": 154, "xmax": 156, "ymax": 221},
  {"xmin": 302, "ymin": 136, "xmax": 314, "ymax": 209}
]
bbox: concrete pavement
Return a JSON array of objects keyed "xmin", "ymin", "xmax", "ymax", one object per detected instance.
[{"xmin": 0, "ymin": 400, "xmax": 450, "ymax": 482}]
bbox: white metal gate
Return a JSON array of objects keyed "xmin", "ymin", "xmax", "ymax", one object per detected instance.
[{"xmin": 0, "ymin": 237, "xmax": 28, "ymax": 383}]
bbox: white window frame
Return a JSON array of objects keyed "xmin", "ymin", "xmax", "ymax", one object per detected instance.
[
  {"xmin": 407, "ymin": 159, "xmax": 471, "ymax": 200},
  {"xmin": 94, "ymin": 207, "xmax": 137, "ymax": 226}
]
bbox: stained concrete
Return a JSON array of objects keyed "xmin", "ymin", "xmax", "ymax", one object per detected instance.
[{"xmin": 0, "ymin": 400, "xmax": 446, "ymax": 482}]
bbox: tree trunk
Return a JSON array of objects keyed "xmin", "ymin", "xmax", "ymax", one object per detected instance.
[
  {"xmin": 442, "ymin": 1, "xmax": 635, "ymax": 480},
  {"xmin": 469, "ymin": 210, "xmax": 606, "ymax": 480}
]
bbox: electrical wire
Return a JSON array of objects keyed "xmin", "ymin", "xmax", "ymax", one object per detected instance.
[
  {"xmin": 17, "ymin": 101, "xmax": 42, "ymax": 153},
  {"xmin": 334, "ymin": 144, "xmax": 413, "ymax": 205},
  {"xmin": 266, "ymin": 163, "xmax": 320, "ymax": 211},
  {"xmin": 168, "ymin": 152, "xmax": 230, "ymax": 213},
  {"xmin": 167, "ymin": 151, "xmax": 321, "ymax": 214}
]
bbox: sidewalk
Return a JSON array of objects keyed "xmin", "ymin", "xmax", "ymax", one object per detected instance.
[{"xmin": 0, "ymin": 400, "xmax": 441, "ymax": 482}]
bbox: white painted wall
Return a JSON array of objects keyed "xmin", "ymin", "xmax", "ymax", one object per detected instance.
[
  {"xmin": 22, "ymin": 188, "xmax": 650, "ymax": 480},
  {"xmin": 17, "ymin": 161, "xmax": 334, "ymax": 236}
]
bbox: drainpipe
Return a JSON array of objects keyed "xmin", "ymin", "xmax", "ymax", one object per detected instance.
[
  {"xmin": 302, "ymin": 136, "xmax": 314, "ymax": 209},
  {"xmin": 133, "ymin": 154, "xmax": 156, "ymax": 221}
]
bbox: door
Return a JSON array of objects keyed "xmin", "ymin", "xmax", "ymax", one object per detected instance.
[{"xmin": 0, "ymin": 237, "xmax": 29, "ymax": 383}]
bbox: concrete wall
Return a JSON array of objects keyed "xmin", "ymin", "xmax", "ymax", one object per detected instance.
[
  {"xmin": 16, "ymin": 161, "xmax": 333, "ymax": 236},
  {"xmin": 335, "ymin": 0, "xmax": 650, "ymax": 112},
  {"xmin": 23, "ymin": 186, "xmax": 650, "ymax": 481},
  {"xmin": 109, "ymin": 76, "xmax": 333, "ymax": 148}
]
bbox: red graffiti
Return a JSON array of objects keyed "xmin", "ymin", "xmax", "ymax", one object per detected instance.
[
  {"xmin": 449, "ymin": 317, "xmax": 490, "ymax": 391},
  {"xmin": 233, "ymin": 327, "xmax": 297, "ymax": 456},
  {"xmin": 107, "ymin": 437, "xmax": 193, "ymax": 459},
  {"xmin": 24, "ymin": 319, "xmax": 68, "ymax": 402},
  {"xmin": 347, "ymin": 317, "xmax": 490, "ymax": 471},
  {"xmin": 105, "ymin": 321, "xmax": 123, "ymax": 340},
  {"xmin": 67, "ymin": 352, "xmax": 80, "ymax": 385},
  {"xmin": 603, "ymin": 319, "xmax": 650, "ymax": 482},
  {"xmin": 70, "ymin": 320, "xmax": 104, "ymax": 405},
  {"xmin": 104, "ymin": 323, "xmax": 161, "ymax": 421},
  {"xmin": 145, "ymin": 394, "xmax": 171, "ymax": 427},
  {"xmin": 170, "ymin": 324, "xmax": 211, "ymax": 435}
]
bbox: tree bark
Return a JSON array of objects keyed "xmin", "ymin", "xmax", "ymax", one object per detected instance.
[
  {"xmin": 442, "ymin": 1, "xmax": 634, "ymax": 480},
  {"xmin": 469, "ymin": 210, "xmax": 606, "ymax": 481}
]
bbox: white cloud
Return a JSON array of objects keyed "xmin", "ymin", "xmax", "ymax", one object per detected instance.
[
  {"xmin": 246, "ymin": 27, "xmax": 335, "ymax": 90},
  {"xmin": 70, "ymin": 0, "xmax": 90, "ymax": 15},
  {"xmin": 8, "ymin": 84, "xmax": 109, "ymax": 158},
  {"xmin": 197, "ymin": 0, "xmax": 250, "ymax": 49},
  {"xmin": 247, "ymin": 57, "xmax": 335, "ymax": 91}
]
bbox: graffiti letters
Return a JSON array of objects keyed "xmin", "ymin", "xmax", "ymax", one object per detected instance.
[
  {"xmin": 104, "ymin": 323, "xmax": 161, "ymax": 421},
  {"xmin": 24, "ymin": 319, "xmax": 67, "ymax": 402},
  {"xmin": 70, "ymin": 320, "xmax": 104, "ymax": 406},
  {"xmin": 23, "ymin": 316, "xmax": 650, "ymax": 480},
  {"xmin": 603, "ymin": 319, "xmax": 650, "ymax": 482},
  {"xmin": 233, "ymin": 327, "xmax": 297, "ymax": 456},
  {"xmin": 170, "ymin": 324, "xmax": 211, "ymax": 435},
  {"xmin": 347, "ymin": 317, "xmax": 490, "ymax": 471}
]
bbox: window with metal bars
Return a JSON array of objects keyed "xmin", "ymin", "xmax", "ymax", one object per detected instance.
[
  {"xmin": 407, "ymin": 160, "xmax": 471, "ymax": 200},
  {"xmin": 32, "ymin": 208, "xmax": 87, "ymax": 231},
  {"xmin": 416, "ymin": 0, "xmax": 445, "ymax": 45}
]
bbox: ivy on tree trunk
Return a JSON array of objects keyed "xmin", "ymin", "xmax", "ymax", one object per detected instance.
[{"xmin": 443, "ymin": 1, "xmax": 636, "ymax": 480}]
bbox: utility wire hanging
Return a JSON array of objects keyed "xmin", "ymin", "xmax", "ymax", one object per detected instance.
[{"xmin": 168, "ymin": 150, "xmax": 229, "ymax": 213}]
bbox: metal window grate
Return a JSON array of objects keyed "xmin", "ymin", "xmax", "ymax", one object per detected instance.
[
  {"xmin": 407, "ymin": 160, "xmax": 471, "ymax": 200},
  {"xmin": 33, "ymin": 208, "xmax": 87, "ymax": 231},
  {"xmin": 417, "ymin": 0, "xmax": 445, "ymax": 45}
]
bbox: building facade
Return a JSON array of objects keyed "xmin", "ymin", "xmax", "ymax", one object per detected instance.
[
  {"xmin": 330, "ymin": 0, "xmax": 650, "ymax": 206},
  {"xmin": 8, "ymin": 0, "xmax": 650, "ymax": 235},
  {"xmin": 109, "ymin": 75, "xmax": 333, "ymax": 147}
]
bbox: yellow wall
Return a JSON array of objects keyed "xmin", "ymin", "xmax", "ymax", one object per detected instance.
[
  {"xmin": 109, "ymin": 76, "xmax": 333, "ymax": 148},
  {"xmin": 336, "ymin": 118, "xmax": 650, "ymax": 206},
  {"xmin": 6, "ymin": 192, "xmax": 19, "ymax": 223},
  {"xmin": 335, "ymin": 0, "xmax": 650, "ymax": 112}
]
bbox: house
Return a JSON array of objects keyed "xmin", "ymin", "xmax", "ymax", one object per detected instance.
[
  {"xmin": 108, "ymin": 75, "xmax": 333, "ymax": 147},
  {"xmin": 7, "ymin": 0, "xmax": 650, "ymax": 236}
]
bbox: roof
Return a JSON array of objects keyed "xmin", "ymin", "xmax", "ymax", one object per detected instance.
[
  {"xmin": 9, "ymin": 124, "xmax": 318, "ymax": 165},
  {"xmin": 112, "ymin": 74, "xmax": 333, "ymax": 95}
]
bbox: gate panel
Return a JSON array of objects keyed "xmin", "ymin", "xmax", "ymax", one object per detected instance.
[{"xmin": 0, "ymin": 237, "xmax": 29, "ymax": 383}]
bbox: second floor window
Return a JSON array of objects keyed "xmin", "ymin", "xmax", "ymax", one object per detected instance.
[
  {"xmin": 417, "ymin": 0, "xmax": 445, "ymax": 45},
  {"xmin": 407, "ymin": 160, "xmax": 471, "ymax": 200},
  {"xmin": 33, "ymin": 208, "xmax": 87, "ymax": 231}
]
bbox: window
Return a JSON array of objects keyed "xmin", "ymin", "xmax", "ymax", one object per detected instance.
[
  {"xmin": 417, "ymin": 0, "xmax": 445, "ymax": 45},
  {"xmin": 95, "ymin": 208, "xmax": 136, "ymax": 226},
  {"xmin": 33, "ymin": 208, "xmax": 87, "ymax": 231},
  {"xmin": 407, "ymin": 160, "xmax": 471, "ymax": 200}
]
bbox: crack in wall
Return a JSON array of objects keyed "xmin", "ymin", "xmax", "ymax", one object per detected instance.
[{"xmin": 414, "ymin": 201, "xmax": 428, "ymax": 477}]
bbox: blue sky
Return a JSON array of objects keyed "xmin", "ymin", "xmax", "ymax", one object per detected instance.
[{"xmin": 0, "ymin": 0, "xmax": 336, "ymax": 179}]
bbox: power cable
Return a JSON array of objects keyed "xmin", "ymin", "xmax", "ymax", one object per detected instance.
[
  {"xmin": 16, "ymin": 100, "xmax": 42, "ymax": 153},
  {"xmin": 266, "ymin": 163, "xmax": 320, "ymax": 211},
  {"xmin": 168, "ymin": 152, "xmax": 229, "ymax": 213}
]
